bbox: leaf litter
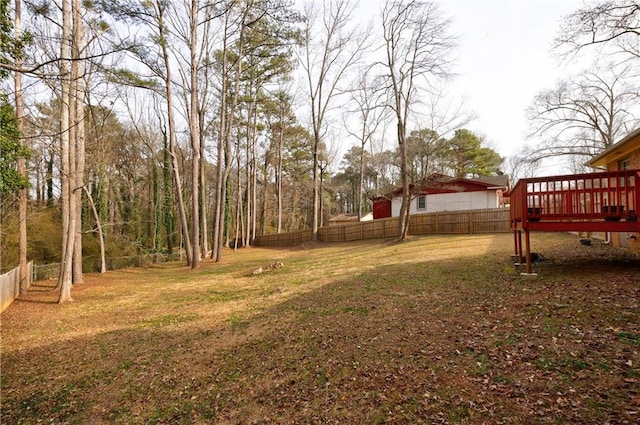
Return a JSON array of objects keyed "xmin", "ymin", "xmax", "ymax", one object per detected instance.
[{"xmin": 1, "ymin": 232, "xmax": 639, "ymax": 424}]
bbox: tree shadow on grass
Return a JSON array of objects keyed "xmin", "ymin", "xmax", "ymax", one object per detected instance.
[
  {"xmin": 513, "ymin": 232, "xmax": 640, "ymax": 278},
  {"xmin": 10, "ymin": 297, "xmax": 57, "ymax": 305},
  {"xmin": 2, "ymin": 233, "xmax": 639, "ymax": 424}
]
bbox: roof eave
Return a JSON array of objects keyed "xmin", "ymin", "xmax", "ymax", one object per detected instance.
[{"xmin": 588, "ymin": 128, "xmax": 640, "ymax": 168}]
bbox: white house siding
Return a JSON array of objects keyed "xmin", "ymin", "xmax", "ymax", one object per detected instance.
[{"xmin": 391, "ymin": 191, "xmax": 498, "ymax": 217}]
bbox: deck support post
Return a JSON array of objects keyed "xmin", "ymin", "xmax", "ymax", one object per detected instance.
[
  {"xmin": 524, "ymin": 229, "xmax": 532, "ymax": 274},
  {"xmin": 516, "ymin": 230, "xmax": 523, "ymax": 263}
]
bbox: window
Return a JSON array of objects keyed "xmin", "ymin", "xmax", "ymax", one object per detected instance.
[
  {"xmin": 618, "ymin": 158, "xmax": 632, "ymax": 187},
  {"xmin": 619, "ymin": 158, "xmax": 631, "ymax": 170},
  {"xmin": 417, "ymin": 196, "xmax": 426, "ymax": 210}
]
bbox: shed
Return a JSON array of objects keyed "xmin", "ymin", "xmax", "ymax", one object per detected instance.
[{"xmin": 371, "ymin": 196, "xmax": 392, "ymax": 219}]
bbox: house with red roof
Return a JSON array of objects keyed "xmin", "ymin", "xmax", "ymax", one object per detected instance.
[{"xmin": 371, "ymin": 174, "xmax": 509, "ymax": 219}]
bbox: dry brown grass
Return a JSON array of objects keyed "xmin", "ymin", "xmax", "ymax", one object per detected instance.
[{"xmin": 2, "ymin": 233, "xmax": 639, "ymax": 424}]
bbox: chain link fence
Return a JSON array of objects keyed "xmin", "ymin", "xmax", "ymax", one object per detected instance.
[{"xmin": 32, "ymin": 252, "xmax": 184, "ymax": 282}]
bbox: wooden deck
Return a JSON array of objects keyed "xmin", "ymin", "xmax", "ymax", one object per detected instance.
[{"xmin": 509, "ymin": 169, "xmax": 640, "ymax": 273}]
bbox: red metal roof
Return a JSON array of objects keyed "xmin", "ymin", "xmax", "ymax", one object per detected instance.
[{"xmin": 379, "ymin": 174, "xmax": 509, "ymax": 198}]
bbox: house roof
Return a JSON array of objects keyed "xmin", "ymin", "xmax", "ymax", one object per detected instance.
[
  {"xmin": 588, "ymin": 128, "xmax": 640, "ymax": 168},
  {"xmin": 472, "ymin": 175, "xmax": 510, "ymax": 188},
  {"xmin": 375, "ymin": 174, "xmax": 509, "ymax": 199}
]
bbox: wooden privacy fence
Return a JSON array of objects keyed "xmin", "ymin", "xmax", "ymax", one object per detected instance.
[
  {"xmin": 319, "ymin": 217, "xmax": 397, "ymax": 242},
  {"xmin": 254, "ymin": 208, "xmax": 511, "ymax": 247},
  {"xmin": 253, "ymin": 229, "xmax": 314, "ymax": 247},
  {"xmin": 1, "ymin": 261, "xmax": 33, "ymax": 312},
  {"xmin": 30, "ymin": 252, "xmax": 186, "ymax": 282},
  {"xmin": 408, "ymin": 208, "xmax": 511, "ymax": 236}
]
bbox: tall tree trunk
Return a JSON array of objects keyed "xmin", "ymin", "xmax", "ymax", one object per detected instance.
[
  {"xmin": 311, "ymin": 141, "xmax": 319, "ymax": 239},
  {"xmin": 224, "ymin": 177, "xmax": 232, "ymax": 248},
  {"xmin": 35, "ymin": 164, "xmax": 42, "ymax": 204},
  {"xmin": 72, "ymin": 0, "xmax": 85, "ymax": 284},
  {"xmin": 238, "ymin": 143, "xmax": 246, "ymax": 248},
  {"xmin": 290, "ymin": 184, "xmax": 298, "ymax": 232},
  {"xmin": 319, "ymin": 165, "xmax": 325, "ymax": 228},
  {"xmin": 397, "ymin": 121, "xmax": 410, "ymax": 240},
  {"xmin": 83, "ymin": 186, "xmax": 106, "ymax": 273},
  {"xmin": 15, "ymin": 0, "xmax": 28, "ymax": 295},
  {"xmin": 260, "ymin": 152, "xmax": 268, "ymax": 235},
  {"xmin": 188, "ymin": 0, "xmax": 200, "ymax": 269},
  {"xmin": 46, "ymin": 154, "xmax": 54, "ymax": 206},
  {"xmin": 157, "ymin": 1, "xmax": 191, "ymax": 265},
  {"xmin": 162, "ymin": 133, "xmax": 174, "ymax": 254},
  {"xmin": 212, "ymin": 9, "xmax": 230, "ymax": 261},
  {"xmin": 235, "ymin": 163, "xmax": 242, "ymax": 251},
  {"xmin": 277, "ymin": 108, "xmax": 284, "ymax": 233},
  {"xmin": 152, "ymin": 158, "xmax": 160, "ymax": 252},
  {"xmin": 58, "ymin": 0, "xmax": 75, "ymax": 303},
  {"xmin": 198, "ymin": 21, "xmax": 210, "ymax": 260},
  {"xmin": 358, "ymin": 141, "xmax": 365, "ymax": 221},
  {"xmin": 170, "ymin": 151, "xmax": 190, "ymax": 262},
  {"xmin": 214, "ymin": 9, "xmax": 245, "ymax": 262},
  {"xmin": 212, "ymin": 99, "xmax": 225, "ymax": 260},
  {"xmin": 251, "ymin": 139, "xmax": 257, "ymax": 243},
  {"xmin": 244, "ymin": 102, "xmax": 253, "ymax": 247},
  {"xmin": 251, "ymin": 104, "xmax": 258, "ymax": 244},
  {"xmin": 199, "ymin": 129, "xmax": 207, "ymax": 257}
]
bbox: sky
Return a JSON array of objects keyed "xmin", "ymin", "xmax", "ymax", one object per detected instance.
[
  {"xmin": 438, "ymin": 0, "xmax": 586, "ymax": 159},
  {"xmin": 346, "ymin": 0, "xmax": 591, "ymax": 174}
]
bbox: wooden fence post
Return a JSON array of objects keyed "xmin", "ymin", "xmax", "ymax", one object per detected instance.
[{"xmin": 469, "ymin": 211, "xmax": 473, "ymax": 234}]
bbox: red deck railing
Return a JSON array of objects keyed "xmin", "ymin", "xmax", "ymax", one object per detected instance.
[{"xmin": 510, "ymin": 169, "xmax": 640, "ymax": 233}]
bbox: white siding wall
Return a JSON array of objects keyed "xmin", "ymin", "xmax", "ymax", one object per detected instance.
[
  {"xmin": 391, "ymin": 197, "xmax": 403, "ymax": 217},
  {"xmin": 391, "ymin": 191, "xmax": 499, "ymax": 217}
]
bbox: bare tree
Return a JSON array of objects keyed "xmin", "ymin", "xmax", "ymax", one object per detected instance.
[
  {"xmin": 100, "ymin": 0, "xmax": 194, "ymax": 266},
  {"xmin": 555, "ymin": 1, "xmax": 640, "ymax": 61},
  {"xmin": 369, "ymin": 137, "xmax": 398, "ymax": 195},
  {"xmin": 82, "ymin": 185, "xmax": 106, "ymax": 273},
  {"xmin": 381, "ymin": 0, "xmax": 455, "ymax": 240},
  {"xmin": 298, "ymin": 0, "xmax": 369, "ymax": 240},
  {"xmin": 525, "ymin": 64, "xmax": 639, "ymax": 163},
  {"xmin": 155, "ymin": 0, "xmax": 193, "ymax": 266},
  {"xmin": 58, "ymin": 0, "xmax": 74, "ymax": 303},
  {"xmin": 420, "ymin": 81, "xmax": 477, "ymax": 137},
  {"xmin": 506, "ymin": 149, "xmax": 540, "ymax": 184},
  {"xmin": 186, "ymin": 0, "xmax": 203, "ymax": 268},
  {"xmin": 344, "ymin": 66, "xmax": 388, "ymax": 220},
  {"xmin": 212, "ymin": 2, "xmax": 247, "ymax": 261},
  {"xmin": 14, "ymin": 0, "xmax": 28, "ymax": 294},
  {"xmin": 318, "ymin": 138, "xmax": 338, "ymax": 227},
  {"xmin": 163, "ymin": 0, "xmax": 219, "ymax": 268},
  {"xmin": 71, "ymin": 0, "xmax": 86, "ymax": 284},
  {"xmin": 212, "ymin": 6, "xmax": 234, "ymax": 261},
  {"xmin": 265, "ymin": 89, "xmax": 296, "ymax": 234}
]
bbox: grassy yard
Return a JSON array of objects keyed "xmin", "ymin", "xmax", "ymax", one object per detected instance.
[{"xmin": 2, "ymin": 233, "xmax": 639, "ymax": 424}]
